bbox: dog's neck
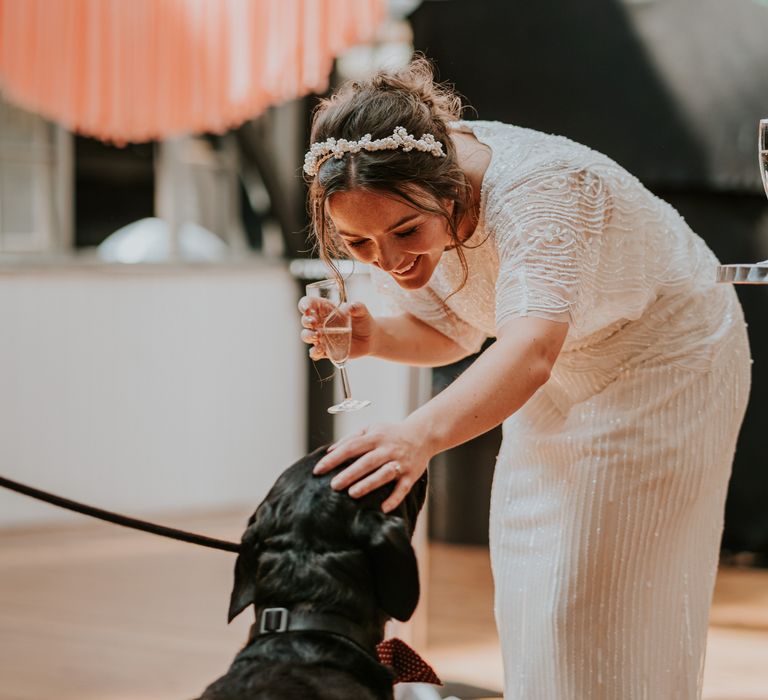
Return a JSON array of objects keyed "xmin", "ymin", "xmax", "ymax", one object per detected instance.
[{"xmin": 248, "ymin": 606, "xmax": 384, "ymax": 656}]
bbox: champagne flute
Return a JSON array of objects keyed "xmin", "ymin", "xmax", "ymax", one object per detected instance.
[
  {"xmin": 715, "ymin": 119, "xmax": 768, "ymax": 282},
  {"xmin": 758, "ymin": 119, "xmax": 768, "ymax": 265},
  {"xmin": 305, "ymin": 278, "xmax": 371, "ymax": 413}
]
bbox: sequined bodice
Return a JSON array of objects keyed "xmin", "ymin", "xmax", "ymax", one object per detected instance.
[{"xmin": 372, "ymin": 120, "xmax": 737, "ymax": 399}]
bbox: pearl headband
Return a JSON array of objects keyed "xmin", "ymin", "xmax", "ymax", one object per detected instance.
[{"xmin": 303, "ymin": 126, "xmax": 446, "ymax": 177}]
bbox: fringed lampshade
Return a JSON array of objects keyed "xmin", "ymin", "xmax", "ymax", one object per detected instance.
[{"xmin": 0, "ymin": 0, "xmax": 387, "ymax": 143}]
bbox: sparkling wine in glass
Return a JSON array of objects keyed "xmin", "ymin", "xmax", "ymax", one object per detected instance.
[{"xmin": 305, "ymin": 278, "xmax": 371, "ymax": 414}]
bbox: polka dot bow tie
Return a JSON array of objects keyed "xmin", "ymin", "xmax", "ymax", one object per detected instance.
[{"xmin": 376, "ymin": 637, "xmax": 443, "ymax": 685}]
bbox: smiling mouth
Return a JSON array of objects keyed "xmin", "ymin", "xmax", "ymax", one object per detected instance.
[{"xmin": 393, "ymin": 257, "xmax": 419, "ymax": 275}]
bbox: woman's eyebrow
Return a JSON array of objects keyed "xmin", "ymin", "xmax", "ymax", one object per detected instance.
[
  {"xmin": 384, "ymin": 213, "xmax": 419, "ymax": 232},
  {"xmin": 337, "ymin": 213, "xmax": 420, "ymax": 238}
]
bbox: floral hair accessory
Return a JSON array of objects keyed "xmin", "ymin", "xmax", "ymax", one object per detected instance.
[{"xmin": 303, "ymin": 126, "xmax": 446, "ymax": 177}]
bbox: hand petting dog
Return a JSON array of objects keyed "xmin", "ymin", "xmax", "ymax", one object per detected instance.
[{"xmin": 313, "ymin": 421, "xmax": 434, "ymax": 513}]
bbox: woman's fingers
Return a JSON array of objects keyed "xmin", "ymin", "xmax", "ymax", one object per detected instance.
[
  {"xmin": 329, "ymin": 448, "xmax": 391, "ymax": 491},
  {"xmin": 313, "ymin": 432, "xmax": 372, "ymax": 474},
  {"xmin": 310, "ymin": 421, "xmax": 425, "ymax": 512},
  {"xmin": 299, "ymin": 297, "xmax": 325, "ymax": 358},
  {"xmin": 302, "ymin": 326, "xmax": 324, "ymax": 359},
  {"xmin": 299, "ymin": 296, "xmax": 334, "ymax": 318},
  {"xmin": 297, "ymin": 296, "xmax": 319, "ymax": 314},
  {"xmin": 348, "ymin": 461, "xmax": 401, "ymax": 498},
  {"xmin": 300, "ymin": 303, "xmax": 319, "ymax": 331},
  {"xmin": 381, "ymin": 478, "xmax": 413, "ymax": 513},
  {"xmin": 299, "ymin": 297, "xmax": 336, "ymax": 362}
]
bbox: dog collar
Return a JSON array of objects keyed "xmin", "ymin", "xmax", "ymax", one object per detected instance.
[
  {"xmin": 251, "ymin": 606, "xmax": 378, "ymax": 653},
  {"xmin": 250, "ymin": 608, "xmax": 442, "ymax": 686}
]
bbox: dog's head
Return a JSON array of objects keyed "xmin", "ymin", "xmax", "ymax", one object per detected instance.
[{"xmin": 227, "ymin": 446, "xmax": 427, "ymax": 627}]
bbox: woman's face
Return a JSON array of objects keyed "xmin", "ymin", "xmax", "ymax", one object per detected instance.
[{"xmin": 326, "ymin": 188, "xmax": 452, "ymax": 290}]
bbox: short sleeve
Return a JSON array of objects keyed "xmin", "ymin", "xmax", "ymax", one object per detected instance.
[
  {"xmin": 369, "ymin": 267, "xmax": 487, "ymax": 355},
  {"xmin": 491, "ymin": 168, "xmax": 611, "ymax": 331}
]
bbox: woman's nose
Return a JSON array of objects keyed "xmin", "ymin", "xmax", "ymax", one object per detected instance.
[{"xmin": 375, "ymin": 243, "xmax": 399, "ymax": 272}]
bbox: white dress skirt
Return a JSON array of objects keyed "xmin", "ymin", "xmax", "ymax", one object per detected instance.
[
  {"xmin": 373, "ymin": 120, "xmax": 752, "ymax": 699},
  {"xmin": 490, "ymin": 315, "xmax": 750, "ymax": 699}
]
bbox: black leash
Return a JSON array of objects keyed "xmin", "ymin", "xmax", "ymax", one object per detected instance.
[{"xmin": 0, "ymin": 475, "xmax": 241, "ymax": 553}]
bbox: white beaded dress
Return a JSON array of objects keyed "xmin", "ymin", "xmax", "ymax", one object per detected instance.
[{"xmin": 372, "ymin": 121, "xmax": 752, "ymax": 699}]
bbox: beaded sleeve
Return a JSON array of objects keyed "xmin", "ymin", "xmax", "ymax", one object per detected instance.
[{"xmin": 491, "ymin": 167, "xmax": 612, "ymax": 332}]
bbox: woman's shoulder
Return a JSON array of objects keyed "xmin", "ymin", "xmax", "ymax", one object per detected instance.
[
  {"xmin": 456, "ymin": 119, "xmax": 630, "ymax": 181},
  {"xmin": 457, "ymin": 120, "xmax": 642, "ymax": 228},
  {"xmin": 454, "ymin": 119, "xmax": 587, "ymax": 152}
]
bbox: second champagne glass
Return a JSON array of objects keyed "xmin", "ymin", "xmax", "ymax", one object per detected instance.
[
  {"xmin": 758, "ymin": 119, "xmax": 768, "ymax": 265},
  {"xmin": 305, "ymin": 278, "xmax": 371, "ymax": 414}
]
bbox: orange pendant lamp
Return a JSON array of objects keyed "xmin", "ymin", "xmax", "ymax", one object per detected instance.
[{"xmin": 0, "ymin": 0, "xmax": 386, "ymax": 143}]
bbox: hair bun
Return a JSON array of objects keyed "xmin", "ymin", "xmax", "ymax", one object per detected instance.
[{"xmin": 370, "ymin": 55, "xmax": 463, "ymax": 124}]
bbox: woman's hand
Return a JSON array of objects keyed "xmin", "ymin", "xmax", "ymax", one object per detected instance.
[
  {"xmin": 298, "ymin": 297, "xmax": 376, "ymax": 361},
  {"xmin": 312, "ymin": 421, "xmax": 436, "ymax": 513}
]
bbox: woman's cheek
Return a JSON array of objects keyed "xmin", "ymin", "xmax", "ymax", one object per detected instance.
[{"xmin": 346, "ymin": 245, "xmax": 373, "ymax": 263}]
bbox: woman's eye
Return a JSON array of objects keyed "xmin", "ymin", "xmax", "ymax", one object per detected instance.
[
  {"xmin": 347, "ymin": 239, "xmax": 368, "ymax": 248},
  {"xmin": 395, "ymin": 227, "xmax": 418, "ymax": 239}
]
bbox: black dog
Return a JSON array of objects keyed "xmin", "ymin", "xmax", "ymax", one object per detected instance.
[{"xmin": 197, "ymin": 446, "xmax": 428, "ymax": 700}]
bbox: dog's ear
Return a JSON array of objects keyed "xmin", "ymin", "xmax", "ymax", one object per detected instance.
[
  {"xmin": 353, "ymin": 510, "xmax": 420, "ymax": 621},
  {"xmin": 227, "ymin": 518, "xmax": 261, "ymax": 623}
]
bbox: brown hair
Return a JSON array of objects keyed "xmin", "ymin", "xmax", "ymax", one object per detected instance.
[{"xmin": 305, "ymin": 56, "xmax": 474, "ymax": 297}]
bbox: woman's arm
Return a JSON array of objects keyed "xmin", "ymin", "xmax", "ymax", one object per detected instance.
[
  {"xmin": 299, "ymin": 296, "xmax": 472, "ymax": 367},
  {"xmin": 369, "ymin": 313, "xmax": 473, "ymax": 367},
  {"xmin": 313, "ymin": 315, "xmax": 569, "ymax": 511},
  {"xmin": 406, "ymin": 315, "xmax": 567, "ymax": 454}
]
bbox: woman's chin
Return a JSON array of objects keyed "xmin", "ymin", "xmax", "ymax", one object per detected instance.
[
  {"xmin": 392, "ymin": 275, "xmax": 428, "ymax": 290},
  {"xmin": 390, "ymin": 267, "xmax": 433, "ymax": 290}
]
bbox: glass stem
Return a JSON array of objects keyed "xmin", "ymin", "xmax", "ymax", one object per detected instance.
[{"xmin": 338, "ymin": 366, "xmax": 352, "ymax": 400}]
